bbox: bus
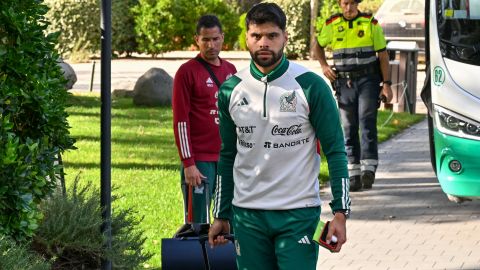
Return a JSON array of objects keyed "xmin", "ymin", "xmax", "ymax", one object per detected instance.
[{"xmin": 422, "ymin": 0, "xmax": 480, "ymax": 202}]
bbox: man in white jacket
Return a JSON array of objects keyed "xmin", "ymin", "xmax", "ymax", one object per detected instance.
[{"xmin": 208, "ymin": 3, "xmax": 351, "ymax": 269}]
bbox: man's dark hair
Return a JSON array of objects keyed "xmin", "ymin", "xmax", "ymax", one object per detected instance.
[
  {"xmin": 196, "ymin": 15, "xmax": 223, "ymax": 34},
  {"xmin": 245, "ymin": 3, "xmax": 286, "ymax": 31}
]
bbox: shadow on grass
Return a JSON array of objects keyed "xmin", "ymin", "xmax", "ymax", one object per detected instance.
[
  {"xmin": 68, "ymin": 111, "xmax": 169, "ymax": 123},
  {"xmin": 68, "ymin": 95, "xmax": 101, "ymax": 108},
  {"xmin": 64, "ymin": 161, "xmax": 179, "ymax": 171},
  {"xmin": 72, "ymin": 135, "xmax": 175, "ymax": 146},
  {"xmin": 68, "ymin": 95, "xmax": 172, "ymax": 111}
]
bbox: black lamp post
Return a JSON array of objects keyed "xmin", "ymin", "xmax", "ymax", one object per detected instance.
[{"xmin": 100, "ymin": 0, "xmax": 112, "ymax": 269}]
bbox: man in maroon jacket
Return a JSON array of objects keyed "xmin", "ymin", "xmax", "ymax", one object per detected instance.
[{"xmin": 172, "ymin": 15, "xmax": 237, "ymax": 223}]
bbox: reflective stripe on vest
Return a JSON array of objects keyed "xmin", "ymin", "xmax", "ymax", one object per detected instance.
[
  {"xmin": 330, "ymin": 16, "xmax": 378, "ymax": 70},
  {"xmin": 333, "ymin": 46, "xmax": 377, "ymax": 67}
]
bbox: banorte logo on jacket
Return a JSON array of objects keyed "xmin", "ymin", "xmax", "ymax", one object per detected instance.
[{"xmin": 280, "ymin": 91, "xmax": 297, "ymax": 112}]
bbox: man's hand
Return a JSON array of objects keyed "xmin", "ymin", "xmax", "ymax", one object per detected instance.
[
  {"xmin": 208, "ymin": 218, "xmax": 231, "ymax": 248},
  {"xmin": 316, "ymin": 43, "xmax": 336, "ymax": 82},
  {"xmin": 327, "ymin": 213, "xmax": 347, "ymax": 252},
  {"xmin": 381, "ymin": 84, "xmax": 393, "ymax": 103},
  {"xmin": 184, "ymin": 165, "xmax": 206, "ymax": 187},
  {"xmin": 321, "ymin": 64, "xmax": 337, "ymax": 82}
]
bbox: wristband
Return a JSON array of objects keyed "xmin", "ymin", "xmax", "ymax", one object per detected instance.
[{"xmin": 383, "ymin": 80, "xmax": 392, "ymax": 86}]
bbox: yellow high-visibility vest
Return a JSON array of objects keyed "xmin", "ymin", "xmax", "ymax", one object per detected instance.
[{"xmin": 318, "ymin": 13, "xmax": 387, "ymax": 71}]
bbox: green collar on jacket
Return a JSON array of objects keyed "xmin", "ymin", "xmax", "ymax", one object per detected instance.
[{"xmin": 249, "ymin": 55, "xmax": 289, "ymax": 82}]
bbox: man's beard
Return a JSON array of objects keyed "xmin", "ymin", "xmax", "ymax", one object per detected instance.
[{"xmin": 250, "ymin": 47, "xmax": 284, "ymax": 68}]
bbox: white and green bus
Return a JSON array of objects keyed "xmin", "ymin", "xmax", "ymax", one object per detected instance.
[{"xmin": 422, "ymin": 0, "xmax": 480, "ymax": 202}]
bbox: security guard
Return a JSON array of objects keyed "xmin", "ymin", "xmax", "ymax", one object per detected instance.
[{"xmin": 316, "ymin": 0, "xmax": 393, "ymax": 191}]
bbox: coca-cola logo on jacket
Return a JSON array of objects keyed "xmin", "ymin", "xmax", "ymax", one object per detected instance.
[{"xmin": 271, "ymin": 124, "xmax": 302, "ymax": 136}]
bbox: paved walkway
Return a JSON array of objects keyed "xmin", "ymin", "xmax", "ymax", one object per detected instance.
[{"xmin": 317, "ymin": 120, "xmax": 480, "ymax": 270}]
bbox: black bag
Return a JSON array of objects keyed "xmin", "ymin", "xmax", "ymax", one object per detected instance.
[{"xmin": 161, "ymin": 181, "xmax": 237, "ymax": 270}]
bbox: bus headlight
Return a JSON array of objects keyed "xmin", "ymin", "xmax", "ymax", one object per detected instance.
[{"xmin": 435, "ymin": 105, "xmax": 480, "ymax": 140}]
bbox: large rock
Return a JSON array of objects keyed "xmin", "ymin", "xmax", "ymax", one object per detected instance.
[
  {"xmin": 57, "ymin": 59, "xmax": 77, "ymax": 89},
  {"xmin": 133, "ymin": 68, "xmax": 173, "ymax": 106},
  {"xmin": 112, "ymin": 80, "xmax": 136, "ymax": 98}
]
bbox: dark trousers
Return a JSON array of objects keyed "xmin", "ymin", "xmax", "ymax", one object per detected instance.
[{"xmin": 335, "ymin": 74, "xmax": 381, "ymax": 176}]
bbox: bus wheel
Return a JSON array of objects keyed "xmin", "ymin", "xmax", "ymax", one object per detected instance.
[
  {"xmin": 447, "ymin": 194, "xmax": 472, "ymax": 204},
  {"xmin": 427, "ymin": 114, "xmax": 437, "ymax": 175}
]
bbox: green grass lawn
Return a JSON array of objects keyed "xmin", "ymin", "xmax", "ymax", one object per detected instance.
[{"xmin": 62, "ymin": 94, "xmax": 425, "ymax": 268}]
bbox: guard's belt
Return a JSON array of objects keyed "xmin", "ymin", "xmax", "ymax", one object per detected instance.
[
  {"xmin": 333, "ymin": 51, "xmax": 376, "ymax": 60},
  {"xmin": 336, "ymin": 64, "xmax": 379, "ymax": 79}
]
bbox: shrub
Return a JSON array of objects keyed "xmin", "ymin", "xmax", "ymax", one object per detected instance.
[
  {"xmin": 44, "ymin": 0, "xmax": 100, "ymax": 59},
  {"xmin": 0, "ymin": 235, "xmax": 51, "ymax": 270},
  {"xmin": 32, "ymin": 177, "xmax": 152, "ymax": 269},
  {"xmin": 276, "ymin": 0, "xmax": 311, "ymax": 59},
  {"xmin": 0, "ymin": 0, "xmax": 75, "ymax": 240},
  {"xmin": 237, "ymin": 13, "xmax": 247, "ymax": 50},
  {"xmin": 133, "ymin": 0, "xmax": 240, "ymax": 56},
  {"xmin": 112, "ymin": 0, "xmax": 139, "ymax": 57}
]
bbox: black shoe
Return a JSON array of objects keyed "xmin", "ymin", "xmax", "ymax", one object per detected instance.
[
  {"xmin": 361, "ymin": 171, "xmax": 375, "ymax": 189},
  {"xmin": 349, "ymin": 175, "xmax": 362, "ymax": 192}
]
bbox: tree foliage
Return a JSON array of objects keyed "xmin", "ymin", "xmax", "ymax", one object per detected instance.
[
  {"xmin": 359, "ymin": 0, "xmax": 384, "ymax": 14},
  {"xmin": 133, "ymin": 0, "xmax": 240, "ymax": 56},
  {"xmin": 226, "ymin": 0, "xmax": 262, "ymax": 13},
  {"xmin": 237, "ymin": 13, "xmax": 248, "ymax": 50},
  {"xmin": 44, "ymin": 0, "xmax": 100, "ymax": 59},
  {"xmin": 316, "ymin": 0, "xmax": 342, "ymax": 33},
  {"xmin": 276, "ymin": 0, "xmax": 311, "ymax": 59},
  {"xmin": 113, "ymin": 0, "xmax": 139, "ymax": 56},
  {"xmin": 0, "ymin": 0, "xmax": 75, "ymax": 240},
  {"xmin": 45, "ymin": 0, "xmax": 148, "ymax": 58},
  {"xmin": 316, "ymin": 0, "xmax": 384, "ymax": 33}
]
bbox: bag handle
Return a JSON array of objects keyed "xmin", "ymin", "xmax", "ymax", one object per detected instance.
[
  {"xmin": 182, "ymin": 180, "xmax": 210, "ymax": 224},
  {"xmin": 195, "ymin": 56, "xmax": 221, "ymax": 88},
  {"xmin": 187, "ymin": 185, "xmax": 193, "ymax": 223}
]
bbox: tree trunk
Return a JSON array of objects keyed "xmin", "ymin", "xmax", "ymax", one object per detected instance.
[{"xmin": 309, "ymin": 0, "xmax": 320, "ymax": 60}]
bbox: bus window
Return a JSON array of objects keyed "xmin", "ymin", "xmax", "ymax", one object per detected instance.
[
  {"xmin": 443, "ymin": 0, "xmax": 480, "ymax": 19},
  {"xmin": 437, "ymin": 0, "xmax": 480, "ymax": 64},
  {"xmin": 470, "ymin": 0, "xmax": 480, "ymax": 18}
]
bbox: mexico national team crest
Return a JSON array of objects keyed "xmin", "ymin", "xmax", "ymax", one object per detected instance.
[
  {"xmin": 280, "ymin": 91, "xmax": 297, "ymax": 112},
  {"xmin": 358, "ymin": 30, "xmax": 365, "ymax": 37}
]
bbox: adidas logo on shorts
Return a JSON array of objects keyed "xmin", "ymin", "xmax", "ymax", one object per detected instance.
[{"xmin": 297, "ymin": 235, "xmax": 311, "ymax": 245}]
